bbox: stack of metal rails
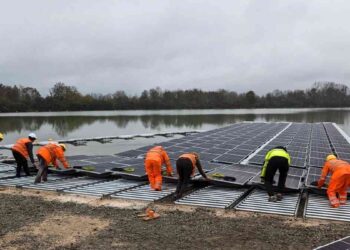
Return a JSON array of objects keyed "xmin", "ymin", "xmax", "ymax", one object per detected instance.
[{"xmin": 1, "ymin": 122, "xmax": 350, "ymax": 222}]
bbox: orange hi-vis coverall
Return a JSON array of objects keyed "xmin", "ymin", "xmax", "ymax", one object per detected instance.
[
  {"xmin": 318, "ymin": 159, "xmax": 350, "ymax": 208},
  {"xmin": 145, "ymin": 146, "xmax": 172, "ymax": 191},
  {"xmin": 36, "ymin": 143, "xmax": 69, "ymax": 169}
]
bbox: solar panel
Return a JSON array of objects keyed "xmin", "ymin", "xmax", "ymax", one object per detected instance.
[
  {"xmin": 213, "ymin": 154, "xmax": 245, "ymax": 164},
  {"xmin": 310, "ymin": 151, "xmax": 331, "ymax": 159},
  {"xmin": 226, "ymin": 164, "xmax": 261, "ymax": 174},
  {"xmin": 307, "ymin": 167, "xmax": 322, "ymax": 175},
  {"xmin": 288, "ymin": 167, "xmax": 305, "ymax": 177},
  {"xmin": 305, "ymin": 174, "xmax": 329, "ymax": 188},
  {"xmin": 309, "ymin": 157, "xmax": 325, "ymax": 168},
  {"xmin": 250, "ymin": 173, "xmax": 301, "ymax": 190},
  {"xmin": 203, "ymin": 148, "xmax": 229, "ymax": 155},
  {"xmin": 116, "ymin": 150, "xmax": 144, "ymax": 158},
  {"xmin": 290, "ymin": 157, "xmax": 306, "ymax": 168},
  {"xmin": 248, "ymin": 155, "xmax": 265, "ymax": 165},
  {"xmin": 196, "ymin": 152, "xmax": 221, "ymax": 161},
  {"xmin": 205, "ymin": 168, "xmax": 256, "ymax": 185},
  {"xmin": 227, "ymin": 148, "xmax": 252, "ymax": 156}
]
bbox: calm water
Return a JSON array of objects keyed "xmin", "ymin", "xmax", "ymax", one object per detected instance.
[{"xmin": 1, "ymin": 108, "xmax": 350, "ymax": 156}]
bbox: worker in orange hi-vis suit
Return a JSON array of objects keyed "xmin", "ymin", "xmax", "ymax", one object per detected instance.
[
  {"xmin": 317, "ymin": 154, "xmax": 350, "ymax": 208},
  {"xmin": 144, "ymin": 146, "xmax": 173, "ymax": 191},
  {"xmin": 35, "ymin": 143, "xmax": 69, "ymax": 184}
]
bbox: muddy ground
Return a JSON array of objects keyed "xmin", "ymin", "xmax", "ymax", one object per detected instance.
[{"xmin": 0, "ymin": 189, "xmax": 348, "ymax": 250}]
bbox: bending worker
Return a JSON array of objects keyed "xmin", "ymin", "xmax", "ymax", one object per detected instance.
[
  {"xmin": 174, "ymin": 152, "xmax": 209, "ymax": 200},
  {"xmin": 261, "ymin": 146, "xmax": 291, "ymax": 202},
  {"xmin": 316, "ymin": 154, "xmax": 350, "ymax": 208},
  {"xmin": 144, "ymin": 146, "xmax": 173, "ymax": 191},
  {"xmin": 35, "ymin": 143, "xmax": 69, "ymax": 184},
  {"xmin": 11, "ymin": 133, "xmax": 37, "ymax": 177}
]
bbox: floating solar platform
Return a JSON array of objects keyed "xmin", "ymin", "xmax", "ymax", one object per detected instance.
[
  {"xmin": 64, "ymin": 179, "xmax": 144, "ymax": 197},
  {"xmin": 115, "ymin": 149, "xmax": 145, "ymax": 158},
  {"xmin": 22, "ymin": 177, "xmax": 103, "ymax": 192},
  {"xmin": 175, "ymin": 186, "xmax": 248, "ymax": 209},
  {"xmin": 0, "ymin": 163, "xmax": 15, "ymax": 172},
  {"xmin": 304, "ymin": 194, "xmax": 350, "ymax": 222},
  {"xmin": 315, "ymin": 236, "xmax": 350, "ymax": 250},
  {"xmin": 48, "ymin": 167, "xmax": 77, "ymax": 176},
  {"xmin": 0, "ymin": 175, "xmax": 67, "ymax": 187},
  {"xmin": 235, "ymin": 189, "xmax": 300, "ymax": 216},
  {"xmin": 111, "ymin": 183, "xmax": 176, "ymax": 201},
  {"xmin": 249, "ymin": 173, "xmax": 302, "ymax": 190},
  {"xmin": 0, "ymin": 171, "xmax": 16, "ymax": 179},
  {"xmin": 205, "ymin": 168, "xmax": 256, "ymax": 186}
]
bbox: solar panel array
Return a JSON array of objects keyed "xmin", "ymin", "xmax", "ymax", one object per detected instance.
[
  {"xmin": 249, "ymin": 123, "xmax": 312, "ymax": 168},
  {"xmin": 41, "ymin": 122, "xmax": 350, "ymax": 192},
  {"xmin": 324, "ymin": 123, "xmax": 350, "ymax": 162},
  {"xmin": 1, "ymin": 122, "xmax": 350, "ymax": 220}
]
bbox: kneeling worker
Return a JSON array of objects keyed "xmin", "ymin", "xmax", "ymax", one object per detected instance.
[
  {"xmin": 11, "ymin": 133, "xmax": 37, "ymax": 177},
  {"xmin": 35, "ymin": 143, "xmax": 69, "ymax": 184},
  {"xmin": 316, "ymin": 154, "xmax": 350, "ymax": 208},
  {"xmin": 145, "ymin": 146, "xmax": 173, "ymax": 191},
  {"xmin": 261, "ymin": 146, "xmax": 291, "ymax": 202},
  {"xmin": 174, "ymin": 152, "xmax": 209, "ymax": 199}
]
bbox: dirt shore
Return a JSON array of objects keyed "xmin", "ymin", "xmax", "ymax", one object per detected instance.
[{"xmin": 0, "ymin": 189, "xmax": 348, "ymax": 250}]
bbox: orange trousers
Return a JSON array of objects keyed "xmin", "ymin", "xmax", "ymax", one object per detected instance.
[
  {"xmin": 145, "ymin": 159, "xmax": 162, "ymax": 190},
  {"xmin": 327, "ymin": 170, "xmax": 350, "ymax": 208}
]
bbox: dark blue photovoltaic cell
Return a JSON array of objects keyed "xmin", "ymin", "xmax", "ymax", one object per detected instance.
[{"xmin": 213, "ymin": 154, "xmax": 245, "ymax": 164}]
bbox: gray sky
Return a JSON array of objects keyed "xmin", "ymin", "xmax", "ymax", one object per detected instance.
[{"xmin": 0, "ymin": 0, "xmax": 349, "ymax": 95}]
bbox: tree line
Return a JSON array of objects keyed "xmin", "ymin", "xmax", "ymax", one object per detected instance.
[{"xmin": 0, "ymin": 81, "xmax": 349, "ymax": 112}]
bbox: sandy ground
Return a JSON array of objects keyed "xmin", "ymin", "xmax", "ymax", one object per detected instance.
[{"xmin": 0, "ymin": 188, "xmax": 349, "ymax": 250}]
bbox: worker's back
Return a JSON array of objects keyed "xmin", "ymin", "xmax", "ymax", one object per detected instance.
[
  {"xmin": 146, "ymin": 146, "xmax": 165, "ymax": 163},
  {"xmin": 324, "ymin": 159, "xmax": 350, "ymax": 174}
]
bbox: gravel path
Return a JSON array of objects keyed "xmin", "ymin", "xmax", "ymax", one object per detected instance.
[{"xmin": 0, "ymin": 193, "xmax": 349, "ymax": 250}]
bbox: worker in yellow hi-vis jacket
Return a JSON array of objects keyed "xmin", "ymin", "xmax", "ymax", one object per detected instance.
[{"xmin": 260, "ymin": 146, "xmax": 291, "ymax": 202}]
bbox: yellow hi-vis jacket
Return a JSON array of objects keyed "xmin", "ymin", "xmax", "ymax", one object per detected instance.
[{"xmin": 260, "ymin": 148, "xmax": 291, "ymax": 178}]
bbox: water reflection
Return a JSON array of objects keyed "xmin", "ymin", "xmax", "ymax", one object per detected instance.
[{"xmin": 0, "ymin": 109, "xmax": 350, "ymax": 138}]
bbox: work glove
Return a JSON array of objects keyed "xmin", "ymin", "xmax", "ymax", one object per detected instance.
[
  {"xmin": 310, "ymin": 181, "xmax": 318, "ymax": 186},
  {"xmin": 167, "ymin": 172, "xmax": 173, "ymax": 177},
  {"xmin": 317, "ymin": 180, "xmax": 325, "ymax": 189}
]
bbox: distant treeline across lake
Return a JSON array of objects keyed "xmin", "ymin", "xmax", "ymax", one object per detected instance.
[{"xmin": 0, "ymin": 81, "xmax": 348, "ymax": 112}]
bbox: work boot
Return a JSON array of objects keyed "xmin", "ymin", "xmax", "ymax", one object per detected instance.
[
  {"xmin": 276, "ymin": 193, "xmax": 283, "ymax": 201},
  {"xmin": 331, "ymin": 204, "xmax": 340, "ymax": 208},
  {"xmin": 268, "ymin": 195, "xmax": 277, "ymax": 202}
]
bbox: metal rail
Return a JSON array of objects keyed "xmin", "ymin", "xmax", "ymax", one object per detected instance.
[
  {"xmin": 175, "ymin": 186, "xmax": 248, "ymax": 209},
  {"xmin": 305, "ymin": 194, "xmax": 350, "ymax": 222},
  {"xmin": 111, "ymin": 183, "xmax": 176, "ymax": 201},
  {"xmin": 235, "ymin": 189, "xmax": 300, "ymax": 216},
  {"xmin": 64, "ymin": 179, "xmax": 144, "ymax": 197}
]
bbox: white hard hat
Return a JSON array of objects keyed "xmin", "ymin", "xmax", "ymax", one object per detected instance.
[{"xmin": 28, "ymin": 133, "xmax": 37, "ymax": 139}]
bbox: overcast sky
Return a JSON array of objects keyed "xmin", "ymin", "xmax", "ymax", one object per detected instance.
[{"xmin": 0, "ymin": 0, "xmax": 349, "ymax": 95}]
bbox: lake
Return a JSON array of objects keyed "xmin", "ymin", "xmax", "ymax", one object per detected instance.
[{"xmin": 1, "ymin": 108, "xmax": 350, "ymax": 156}]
